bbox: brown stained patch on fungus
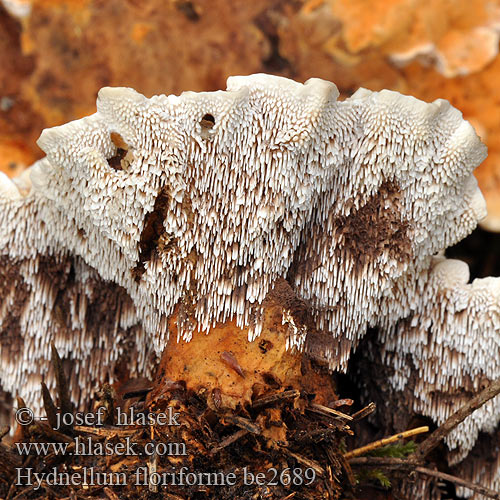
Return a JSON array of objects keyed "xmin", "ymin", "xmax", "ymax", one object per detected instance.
[
  {"xmin": 335, "ymin": 181, "xmax": 412, "ymax": 266},
  {"xmin": 0, "ymin": 256, "xmax": 30, "ymax": 343},
  {"xmin": 315, "ymin": 0, "xmax": 500, "ymax": 78},
  {"xmin": 264, "ymin": 277, "xmax": 314, "ymax": 332},
  {"xmin": 110, "ymin": 131, "xmax": 129, "ymax": 150}
]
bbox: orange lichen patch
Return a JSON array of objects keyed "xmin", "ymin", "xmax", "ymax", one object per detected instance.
[
  {"xmin": 20, "ymin": 1, "xmax": 91, "ymax": 55},
  {"xmin": 435, "ymin": 26, "xmax": 500, "ymax": 77},
  {"xmin": 330, "ymin": 0, "xmax": 412, "ymax": 54},
  {"xmin": 0, "ymin": 139, "xmax": 37, "ymax": 177},
  {"xmin": 305, "ymin": 0, "xmax": 500, "ymax": 77},
  {"xmin": 278, "ymin": 7, "xmax": 403, "ymax": 94},
  {"xmin": 31, "ymin": 0, "xmax": 89, "ymax": 13},
  {"xmin": 130, "ymin": 22, "xmax": 152, "ymax": 45},
  {"xmin": 0, "ymin": 1, "xmax": 41, "ymax": 170}
]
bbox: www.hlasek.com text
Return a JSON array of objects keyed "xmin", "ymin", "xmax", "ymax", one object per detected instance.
[{"xmin": 15, "ymin": 436, "xmax": 187, "ymax": 457}]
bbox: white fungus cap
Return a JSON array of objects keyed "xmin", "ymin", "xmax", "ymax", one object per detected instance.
[{"xmin": 0, "ymin": 76, "xmax": 494, "ymax": 474}]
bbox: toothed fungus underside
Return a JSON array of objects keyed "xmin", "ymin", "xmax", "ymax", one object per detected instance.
[
  {"xmin": 0, "ymin": 75, "xmax": 498, "ymax": 491},
  {"xmin": 380, "ymin": 256, "xmax": 500, "ymax": 498}
]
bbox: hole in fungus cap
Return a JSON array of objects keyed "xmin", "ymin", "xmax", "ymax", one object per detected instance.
[{"xmin": 200, "ymin": 114, "xmax": 215, "ymax": 129}]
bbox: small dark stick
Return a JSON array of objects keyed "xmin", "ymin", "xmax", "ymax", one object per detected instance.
[
  {"xmin": 330, "ymin": 398, "xmax": 354, "ymax": 409},
  {"xmin": 122, "ymin": 387, "xmax": 153, "ymax": 400},
  {"xmin": 223, "ymin": 415, "xmax": 261, "ymax": 434},
  {"xmin": 210, "ymin": 429, "xmax": 248, "ymax": 454},
  {"xmin": 50, "ymin": 343, "xmax": 74, "ymax": 430},
  {"xmin": 211, "ymin": 388, "xmax": 222, "ymax": 410},
  {"xmin": 414, "ymin": 467, "xmax": 500, "ymax": 500},
  {"xmin": 308, "ymin": 403, "xmax": 353, "ymax": 421},
  {"xmin": 252, "ymin": 389, "xmax": 300, "ymax": 409},
  {"xmin": 351, "ymin": 402, "xmax": 376, "ymax": 420}
]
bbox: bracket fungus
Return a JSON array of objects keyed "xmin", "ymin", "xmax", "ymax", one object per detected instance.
[{"xmin": 0, "ymin": 74, "xmax": 497, "ymax": 493}]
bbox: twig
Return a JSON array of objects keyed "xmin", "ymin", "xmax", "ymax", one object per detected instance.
[
  {"xmin": 415, "ymin": 467, "xmax": 500, "ymax": 500},
  {"xmin": 294, "ymin": 428, "xmax": 340, "ymax": 443},
  {"xmin": 163, "ymin": 494, "xmax": 185, "ymax": 500},
  {"xmin": 349, "ymin": 456, "xmax": 419, "ymax": 467},
  {"xmin": 415, "ymin": 378, "xmax": 500, "ymax": 459},
  {"xmin": 15, "ymin": 397, "xmax": 28, "ymax": 441},
  {"xmin": 351, "ymin": 402, "xmax": 376, "ymax": 420},
  {"xmin": 0, "ymin": 441, "xmax": 22, "ymax": 469},
  {"xmin": 11, "ymin": 485, "xmax": 36, "ymax": 500},
  {"xmin": 252, "ymin": 389, "xmax": 300, "ymax": 409},
  {"xmin": 343, "ymin": 426, "xmax": 429, "ymax": 459},
  {"xmin": 348, "ymin": 457, "xmax": 500, "ymax": 498},
  {"xmin": 330, "ymin": 398, "xmax": 354, "ymax": 409},
  {"xmin": 282, "ymin": 449, "xmax": 325, "ymax": 476},
  {"xmin": 324, "ymin": 465, "xmax": 336, "ymax": 499},
  {"xmin": 73, "ymin": 425, "xmax": 137, "ymax": 437},
  {"xmin": 211, "ymin": 429, "xmax": 248, "ymax": 453},
  {"xmin": 51, "ymin": 343, "xmax": 74, "ymax": 432},
  {"xmin": 147, "ymin": 438, "xmax": 158, "ymax": 493},
  {"xmin": 308, "ymin": 403, "xmax": 353, "ymax": 421},
  {"xmin": 32, "ymin": 422, "xmax": 73, "ymax": 443},
  {"xmin": 223, "ymin": 415, "xmax": 261, "ymax": 434},
  {"xmin": 323, "ymin": 443, "xmax": 342, "ymax": 470},
  {"xmin": 41, "ymin": 381, "xmax": 58, "ymax": 430},
  {"xmin": 43, "ymin": 442, "xmax": 75, "ymax": 465},
  {"xmin": 5, "ymin": 482, "xmax": 16, "ymax": 500},
  {"xmin": 337, "ymin": 452, "xmax": 356, "ymax": 487},
  {"xmin": 122, "ymin": 387, "xmax": 152, "ymax": 399}
]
